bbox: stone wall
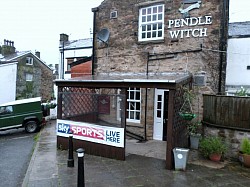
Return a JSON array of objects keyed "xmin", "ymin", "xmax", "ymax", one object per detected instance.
[
  {"xmin": 95, "ymin": 0, "xmax": 225, "ymax": 92},
  {"xmin": 16, "ymin": 55, "xmax": 41, "ymax": 99},
  {"xmin": 39, "ymin": 62, "xmax": 53, "ymax": 102},
  {"xmin": 94, "ymin": 0, "xmax": 226, "ymax": 139},
  {"xmin": 204, "ymin": 126, "xmax": 250, "ymax": 159},
  {"xmin": 16, "ymin": 54, "xmax": 53, "ymax": 101}
]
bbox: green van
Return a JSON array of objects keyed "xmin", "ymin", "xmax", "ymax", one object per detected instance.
[{"xmin": 0, "ymin": 97, "xmax": 45, "ymax": 133}]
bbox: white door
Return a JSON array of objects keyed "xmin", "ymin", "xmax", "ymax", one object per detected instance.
[{"xmin": 153, "ymin": 89, "xmax": 168, "ymax": 140}]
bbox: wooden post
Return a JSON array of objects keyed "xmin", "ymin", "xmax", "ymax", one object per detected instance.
[{"xmin": 166, "ymin": 89, "xmax": 175, "ymax": 170}]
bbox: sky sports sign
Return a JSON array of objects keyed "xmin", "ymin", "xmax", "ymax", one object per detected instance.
[{"xmin": 57, "ymin": 119, "xmax": 124, "ymax": 148}]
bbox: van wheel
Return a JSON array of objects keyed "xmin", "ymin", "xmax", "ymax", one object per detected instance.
[{"xmin": 25, "ymin": 121, "xmax": 38, "ymax": 133}]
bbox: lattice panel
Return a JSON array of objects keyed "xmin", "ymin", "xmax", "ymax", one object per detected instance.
[
  {"xmin": 60, "ymin": 87, "xmax": 96, "ymax": 119},
  {"xmin": 172, "ymin": 84, "xmax": 190, "ymax": 148},
  {"xmin": 59, "ymin": 87, "xmax": 125, "ymax": 127}
]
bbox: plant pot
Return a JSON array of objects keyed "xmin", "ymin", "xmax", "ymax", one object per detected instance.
[
  {"xmin": 242, "ymin": 154, "xmax": 250, "ymax": 168},
  {"xmin": 209, "ymin": 153, "xmax": 222, "ymax": 162},
  {"xmin": 190, "ymin": 134, "xmax": 201, "ymax": 149}
]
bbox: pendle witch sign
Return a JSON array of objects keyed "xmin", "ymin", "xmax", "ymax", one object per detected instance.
[
  {"xmin": 168, "ymin": 0, "xmax": 212, "ymax": 39},
  {"xmin": 57, "ymin": 119, "xmax": 124, "ymax": 148}
]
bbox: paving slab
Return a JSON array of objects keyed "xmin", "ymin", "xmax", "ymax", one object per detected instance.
[{"xmin": 23, "ymin": 120, "xmax": 250, "ymax": 187}]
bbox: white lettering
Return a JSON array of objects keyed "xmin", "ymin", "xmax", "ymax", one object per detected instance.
[
  {"xmin": 192, "ymin": 29, "xmax": 200, "ymax": 37},
  {"xmin": 200, "ymin": 28, "xmax": 208, "ymax": 37},
  {"xmin": 198, "ymin": 16, "xmax": 205, "ymax": 25},
  {"xmin": 168, "ymin": 20, "xmax": 174, "ymax": 28},
  {"xmin": 205, "ymin": 16, "xmax": 212, "ymax": 25},
  {"xmin": 180, "ymin": 30, "xmax": 185, "ymax": 38},
  {"xmin": 174, "ymin": 19, "xmax": 181, "ymax": 28},
  {"xmin": 168, "ymin": 16, "xmax": 213, "ymax": 29},
  {"xmin": 181, "ymin": 18, "xmax": 189, "ymax": 27},
  {"xmin": 169, "ymin": 30, "xmax": 180, "ymax": 38},
  {"xmin": 169, "ymin": 28, "xmax": 208, "ymax": 39},
  {"xmin": 186, "ymin": 29, "xmax": 192, "ymax": 38},
  {"xmin": 190, "ymin": 17, "xmax": 198, "ymax": 26}
]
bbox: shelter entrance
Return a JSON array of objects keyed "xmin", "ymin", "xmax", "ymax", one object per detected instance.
[
  {"xmin": 153, "ymin": 89, "xmax": 169, "ymax": 141},
  {"xmin": 55, "ymin": 73, "xmax": 192, "ymax": 170}
]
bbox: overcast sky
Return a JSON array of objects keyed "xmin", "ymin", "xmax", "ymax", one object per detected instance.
[
  {"xmin": 0, "ymin": 0, "xmax": 249, "ymax": 66},
  {"xmin": 0, "ymin": 0, "xmax": 103, "ymax": 66}
]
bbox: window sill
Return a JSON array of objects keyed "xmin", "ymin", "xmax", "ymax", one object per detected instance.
[{"xmin": 137, "ymin": 39, "xmax": 165, "ymax": 45}]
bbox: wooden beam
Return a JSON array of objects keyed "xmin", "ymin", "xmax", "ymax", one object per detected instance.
[{"xmin": 166, "ymin": 89, "xmax": 175, "ymax": 170}]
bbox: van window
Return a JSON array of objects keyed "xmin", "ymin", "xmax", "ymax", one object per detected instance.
[{"xmin": 0, "ymin": 106, "xmax": 13, "ymax": 115}]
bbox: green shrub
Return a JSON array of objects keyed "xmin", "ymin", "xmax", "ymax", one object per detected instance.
[
  {"xmin": 199, "ymin": 136, "xmax": 227, "ymax": 158},
  {"xmin": 240, "ymin": 138, "xmax": 250, "ymax": 155}
]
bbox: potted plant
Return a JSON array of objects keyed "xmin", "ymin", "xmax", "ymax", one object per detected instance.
[
  {"xmin": 239, "ymin": 138, "xmax": 250, "ymax": 167},
  {"xmin": 187, "ymin": 120, "xmax": 202, "ymax": 149},
  {"xmin": 199, "ymin": 136, "xmax": 227, "ymax": 162}
]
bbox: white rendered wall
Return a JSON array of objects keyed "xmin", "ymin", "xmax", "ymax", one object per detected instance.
[
  {"xmin": 229, "ymin": 0, "xmax": 250, "ymax": 23},
  {"xmin": 226, "ymin": 38, "xmax": 250, "ymax": 86},
  {"xmin": 60, "ymin": 48, "xmax": 92, "ymax": 79},
  {"xmin": 0, "ymin": 62, "xmax": 17, "ymax": 105}
]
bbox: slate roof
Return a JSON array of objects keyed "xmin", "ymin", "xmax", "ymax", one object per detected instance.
[
  {"xmin": 0, "ymin": 50, "xmax": 52, "ymax": 70},
  {"xmin": 59, "ymin": 38, "xmax": 92, "ymax": 51},
  {"xmin": 0, "ymin": 51, "xmax": 30, "ymax": 61},
  {"xmin": 229, "ymin": 22, "xmax": 250, "ymax": 37},
  {"xmin": 70, "ymin": 56, "xmax": 92, "ymax": 68}
]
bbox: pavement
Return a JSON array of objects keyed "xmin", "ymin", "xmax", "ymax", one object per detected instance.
[{"xmin": 22, "ymin": 120, "xmax": 250, "ymax": 187}]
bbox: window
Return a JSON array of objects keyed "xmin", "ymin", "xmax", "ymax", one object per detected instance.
[
  {"xmin": 26, "ymin": 73, "xmax": 33, "ymax": 81},
  {"xmin": 0, "ymin": 106, "xmax": 13, "ymax": 115},
  {"xmin": 110, "ymin": 11, "xmax": 118, "ymax": 19},
  {"xmin": 127, "ymin": 88, "xmax": 141, "ymax": 122},
  {"xmin": 117, "ymin": 88, "xmax": 141, "ymax": 123},
  {"xmin": 26, "ymin": 57, "xmax": 33, "ymax": 65},
  {"xmin": 138, "ymin": 4, "xmax": 164, "ymax": 41}
]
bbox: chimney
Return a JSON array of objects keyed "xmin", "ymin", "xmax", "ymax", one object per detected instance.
[
  {"xmin": 59, "ymin": 33, "xmax": 69, "ymax": 46},
  {"xmin": 1, "ymin": 39, "xmax": 16, "ymax": 56},
  {"xmin": 35, "ymin": 51, "xmax": 40, "ymax": 58}
]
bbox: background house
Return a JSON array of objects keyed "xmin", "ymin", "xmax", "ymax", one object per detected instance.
[
  {"xmin": 0, "ymin": 40, "xmax": 53, "ymax": 103},
  {"xmin": 69, "ymin": 56, "xmax": 92, "ymax": 78},
  {"xmin": 225, "ymin": 0, "xmax": 250, "ymax": 95},
  {"xmin": 59, "ymin": 34, "xmax": 92, "ymax": 79}
]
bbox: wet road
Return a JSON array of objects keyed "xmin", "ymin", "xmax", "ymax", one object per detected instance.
[{"xmin": 0, "ymin": 129, "xmax": 36, "ymax": 187}]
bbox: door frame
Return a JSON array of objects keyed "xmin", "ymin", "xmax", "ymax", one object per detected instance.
[{"xmin": 153, "ymin": 89, "xmax": 169, "ymax": 141}]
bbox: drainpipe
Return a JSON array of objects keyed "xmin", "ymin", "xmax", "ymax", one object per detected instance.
[
  {"xmin": 60, "ymin": 41, "xmax": 65, "ymax": 79},
  {"xmin": 218, "ymin": 0, "xmax": 229, "ymax": 94},
  {"xmin": 91, "ymin": 7, "xmax": 99, "ymax": 75},
  {"xmin": 144, "ymin": 53, "xmax": 150, "ymax": 141}
]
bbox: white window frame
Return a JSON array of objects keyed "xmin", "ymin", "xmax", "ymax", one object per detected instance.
[
  {"xmin": 138, "ymin": 4, "xmax": 164, "ymax": 42},
  {"xmin": 26, "ymin": 57, "xmax": 33, "ymax": 65},
  {"xmin": 26, "ymin": 73, "xmax": 33, "ymax": 81},
  {"xmin": 117, "ymin": 88, "xmax": 141, "ymax": 123},
  {"xmin": 110, "ymin": 10, "xmax": 118, "ymax": 19}
]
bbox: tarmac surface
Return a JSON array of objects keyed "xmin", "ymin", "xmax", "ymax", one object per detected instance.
[{"xmin": 22, "ymin": 120, "xmax": 250, "ymax": 187}]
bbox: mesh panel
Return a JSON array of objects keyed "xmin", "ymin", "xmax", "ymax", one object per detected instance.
[
  {"xmin": 59, "ymin": 87, "xmax": 125, "ymax": 128},
  {"xmin": 173, "ymin": 84, "xmax": 190, "ymax": 148}
]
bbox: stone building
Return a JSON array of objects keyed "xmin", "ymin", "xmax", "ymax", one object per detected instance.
[
  {"xmin": 92, "ymin": 0, "xmax": 228, "ymax": 140},
  {"xmin": 0, "ymin": 40, "xmax": 53, "ymax": 102}
]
